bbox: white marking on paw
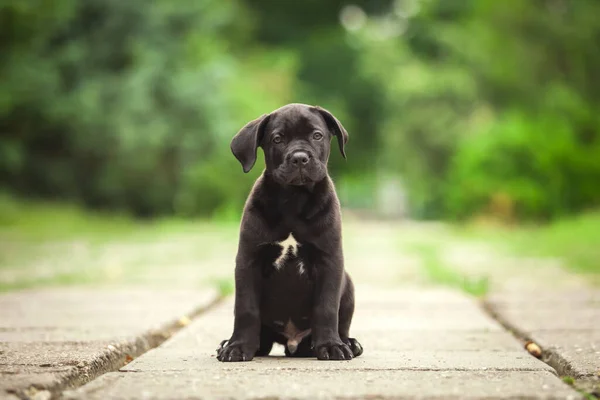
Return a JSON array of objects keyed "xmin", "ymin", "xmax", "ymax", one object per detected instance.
[{"xmin": 273, "ymin": 233, "xmax": 299, "ymax": 269}]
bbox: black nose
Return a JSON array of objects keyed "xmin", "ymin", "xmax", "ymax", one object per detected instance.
[{"xmin": 290, "ymin": 151, "xmax": 310, "ymax": 167}]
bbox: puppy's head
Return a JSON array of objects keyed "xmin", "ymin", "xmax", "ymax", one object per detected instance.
[{"xmin": 230, "ymin": 103, "xmax": 348, "ymax": 186}]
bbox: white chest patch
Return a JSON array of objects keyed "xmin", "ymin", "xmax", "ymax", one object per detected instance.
[{"xmin": 273, "ymin": 233, "xmax": 303, "ymax": 273}]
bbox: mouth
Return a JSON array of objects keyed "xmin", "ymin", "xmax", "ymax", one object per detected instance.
[
  {"xmin": 288, "ymin": 171, "xmax": 311, "ymax": 186},
  {"xmin": 272, "ymin": 161, "xmax": 326, "ymax": 186}
]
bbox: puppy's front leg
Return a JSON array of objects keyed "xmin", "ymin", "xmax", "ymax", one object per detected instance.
[
  {"xmin": 217, "ymin": 251, "xmax": 261, "ymax": 362},
  {"xmin": 312, "ymin": 250, "xmax": 354, "ymax": 361}
]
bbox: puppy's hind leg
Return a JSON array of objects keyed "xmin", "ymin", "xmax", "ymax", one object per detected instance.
[
  {"xmin": 255, "ymin": 325, "xmax": 276, "ymax": 357},
  {"xmin": 338, "ymin": 273, "xmax": 363, "ymax": 357}
]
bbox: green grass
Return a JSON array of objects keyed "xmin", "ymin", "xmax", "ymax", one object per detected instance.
[
  {"xmin": 562, "ymin": 376, "xmax": 600, "ymax": 400},
  {"xmin": 0, "ymin": 194, "xmax": 138, "ymax": 242},
  {"xmin": 0, "ymin": 194, "xmax": 240, "ymax": 292},
  {"xmin": 213, "ymin": 278, "xmax": 235, "ymax": 297},
  {"xmin": 4, "ymin": 192, "xmax": 598, "ymax": 294},
  {"xmin": 459, "ymin": 211, "xmax": 600, "ymax": 279},
  {"xmin": 0, "ymin": 193, "xmax": 240, "ymax": 242},
  {"xmin": 0, "ymin": 270, "xmax": 104, "ymax": 292},
  {"xmin": 406, "ymin": 242, "xmax": 490, "ymax": 297}
]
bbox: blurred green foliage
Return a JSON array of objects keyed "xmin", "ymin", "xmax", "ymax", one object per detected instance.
[
  {"xmin": 357, "ymin": 0, "xmax": 600, "ymax": 220},
  {"xmin": 1, "ymin": 0, "xmax": 599, "ymax": 220},
  {"xmin": 459, "ymin": 210, "xmax": 600, "ymax": 279}
]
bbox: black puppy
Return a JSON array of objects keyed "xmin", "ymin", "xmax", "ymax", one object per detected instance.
[{"xmin": 217, "ymin": 103, "xmax": 362, "ymax": 362}]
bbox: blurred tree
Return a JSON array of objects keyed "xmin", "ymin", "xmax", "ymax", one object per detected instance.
[
  {"xmin": 1, "ymin": 0, "xmax": 599, "ymax": 221},
  {"xmin": 355, "ymin": 0, "xmax": 600, "ymax": 220},
  {"xmin": 0, "ymin": 0, "xmax": 295, "ymax": 217},
  {"xmin": 244, "ymin": 0, "xmax": 392, "ymax": 178}
]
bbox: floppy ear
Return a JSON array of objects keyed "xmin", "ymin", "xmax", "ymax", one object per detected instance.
[
  {"xmin": 314, "ymin": 106, "xmax": 349, "ymax": 159},
  {"xmin": 230, "ymin": 114, "xmax": 271, "ymax": 173}
]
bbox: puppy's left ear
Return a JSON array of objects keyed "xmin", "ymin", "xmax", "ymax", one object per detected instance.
[
  {"xmin": 230, "ymin": 114, "xmax": 271, "ymax": 173},
  {"xmin": 314, "ymin": 106, "xmax": 349, "ymax": 159}
]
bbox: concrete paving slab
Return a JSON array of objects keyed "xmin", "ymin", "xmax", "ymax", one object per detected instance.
[
  {"xmin": 355, "ymin": 285, "xmax": 479, "ymax": 306},
  {"xmin": 166, "ymin": 327, "xmax": 523, "ymax": 352},
  {"xmin": 0, "ymin": 327, "xmax": 148, "ymax": 343},
  {"xmin": 63, "ymin": 370, "xmax": 579, "ymax": 400},
  {"xmin": 345, "ymin": 330, "xmax": 521, "ymax": 349},
  {"xmin": 0, "ymin": 287, "xmax": 219, "ymax": 399},
  {"xmin": 1, "ymin": 369, "xmax": 66, "ymax": 392},
  {"xmin": 67, "ymin": 288, "xmax": 580, "ymax": 399},
  {"xmin": 121, "ymin": 348, "xmax": 555, "ymax": 373},
  {"xmin": 485, "ymin": 308, "xmax": 599, "ymax": 331},
  {"xmin": 343, "ymin": 224, "xmax": 425, "ymax": 286},
  {"xmin": 0, "ymin": 288, "xmax": 215, "ymax": 330},
  {"xmin": 351, "ymin": 314, "xmax": 503, "ymax": 332},
  {"xmin": 442, "ymin": 242, "xmax": 592, "ymax": 294},
  {"xmin": 156, "ymin": 301, "xmax": 505, "ymax": 354},
  {"xmin": 486, "ymin": 289, "xmax": 600, "ymax": 379},
  {"xmin": 189, "ymin": 294, "xmax": 503, "ymax": 336},
  {"xmin": 0, "ymin": 341, "xmax": 111, "ymax": 367},
  {"xmin": 535, "ymin": 332, "xmax": 600, "ymax": 375}
]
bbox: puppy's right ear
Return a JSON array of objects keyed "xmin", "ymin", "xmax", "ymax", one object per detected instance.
[
  {"xmin": 230, "ymin": 114, "xmax": 271, "ymax": 173},
  {"xmin": 314, "ymin": 106, "xmax": 349, "ymax": 159}
]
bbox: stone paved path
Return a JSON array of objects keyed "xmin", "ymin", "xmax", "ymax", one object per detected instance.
[
  {"xmin": 2, "ymin": 220, "xmax": 597, "ymax": 399},
  {"xmin": 64, "ymin": 286, "xmax": 579, "ymax": 400},
  {"xmin": 433, "ymin": 232, "xmax": 600, "ymax": 397},
  {"xmin": 486, "ymin": 288, "xmax": 600, "ymax": 397},
  {"xmin": 0, "ymin": 288, "xmax": 219, "ymax": 399}
]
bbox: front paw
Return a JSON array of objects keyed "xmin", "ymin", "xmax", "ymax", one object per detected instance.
[
  {"xmin": 315, "ymin": 340, "xmax": 353, "ymax": 361},
  {"xmin": 343, "ymin": 337, "xmax": 363, "ymax": 358},
  {"xmin": 216, "ymin": 339, "xmax": 257, "ymax": 362}
]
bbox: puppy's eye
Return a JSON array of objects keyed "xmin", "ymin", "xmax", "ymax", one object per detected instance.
[
  {"xmin": 272, "ymin": 135, "xmax": 282, "ymax": 144},
  {"xmin": 313, "ymin": 132, "xmax": 323, "ymax": 140}
]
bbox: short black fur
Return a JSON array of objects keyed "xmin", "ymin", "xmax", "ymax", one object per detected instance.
[{"xmin": 218, "ymin": 103, "xmax": 362, "ymax": 362}]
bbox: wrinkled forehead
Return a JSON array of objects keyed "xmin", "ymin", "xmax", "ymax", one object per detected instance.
[{"xmin": 268, "ymin": 107, "xmax": 327, "ymax": 136}]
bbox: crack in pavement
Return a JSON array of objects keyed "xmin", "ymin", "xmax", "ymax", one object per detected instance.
[
  {"xmin": 7, "ymin": 295, "xmax": 225, "ymax": 400},
  {"xmin": 481, "ymin": 300, "xmax": 599, "ymax": 399}
]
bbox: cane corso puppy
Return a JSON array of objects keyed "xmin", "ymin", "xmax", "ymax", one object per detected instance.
[{"xmin": 216, "ymin": 103, "xmax": 363, "ymax": 362}]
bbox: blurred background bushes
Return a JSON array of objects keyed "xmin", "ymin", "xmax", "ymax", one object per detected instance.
[{"xmin": 1, "ymin": 0, "xmax": 599, "ymax": 221}]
